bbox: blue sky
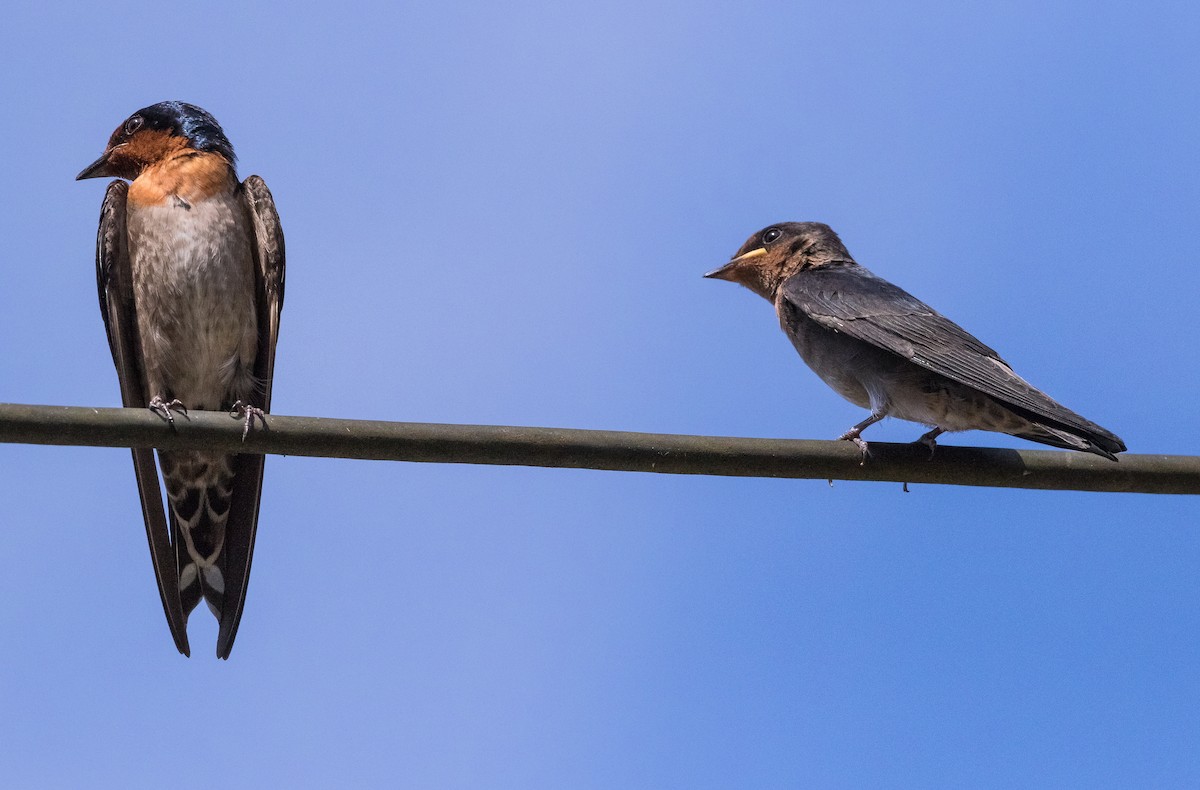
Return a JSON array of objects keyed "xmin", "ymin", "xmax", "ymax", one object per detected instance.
[{"xmin": 1, "ymin": 1, "xmax": 1198, "ymax": 787}]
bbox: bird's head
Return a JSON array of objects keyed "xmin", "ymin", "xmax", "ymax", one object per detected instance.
[
  {"xmin": 77, "ymin": 101, "xmax": 236, "ymax": 181},
  {"xmin": 705, "ymin": 222, "xmax": 854, "ymax": 300}
]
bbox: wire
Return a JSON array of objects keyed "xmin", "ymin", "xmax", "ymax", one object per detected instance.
[{"xmin": 0, "ymin": 402, "xmax": 1194, "ymax": 494}]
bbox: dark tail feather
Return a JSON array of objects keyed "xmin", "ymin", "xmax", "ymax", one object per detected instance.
[
  {"xmin": 164, "ymin": 467, "xmax": 234, "ymax": 624},
  {"xmin": 215, "ymin": 454, "xmax": 267, "ymax": 660},
  {"xmin": 161, "ymin": 452, "xmax": 260, "ymax": 659},
  {"xmin": 176, "ymin": 559, "xmax": 225, "ymax": 621},
  {"xmin": 171, "ymin": 511, "xmax": 226, "ymax": 621},
  {"xmin": 1013, "ymin": 423, "xmax": 1124, "ymax": 461},
  {"xmin": 176, "ymin": 542, "xmax": 202, "ymax": 619}
]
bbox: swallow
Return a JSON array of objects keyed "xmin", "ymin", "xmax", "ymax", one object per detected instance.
[
  {"xmin": 705, "ymin": 222, "xmax": 1125, "ymax": 459},
  {"xmin": 78, "ymin": 101, "xmax": 285, "ymax": 657}
]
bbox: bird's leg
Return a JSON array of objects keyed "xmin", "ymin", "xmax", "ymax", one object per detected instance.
[
  {"xmin": 148, "ymin": 396, "xmax": 188, "ymax": 425},
  {"xmin": 230, "ymin": 400, "xmax": 268, "ymax": 441},
  {"xmin": 914, "ymin": 427, "xmax": 944, "ymax": 458},
  {"xmin": 838, "ymin": 413, "xmax": 884, "ymax": 462}
]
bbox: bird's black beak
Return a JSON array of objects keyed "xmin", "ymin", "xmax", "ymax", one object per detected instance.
[
  {"xmin": 704, "ymin": 247, "xmax": 766, "ymax": 280},
  {"xmin": 76, "ymin": 150, "xmax": 115, "ymax": 181}
]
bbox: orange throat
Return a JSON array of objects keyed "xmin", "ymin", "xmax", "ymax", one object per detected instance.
[{"xmin": 128, "ymin": 149, "xmax": 235, "ymax": 207}]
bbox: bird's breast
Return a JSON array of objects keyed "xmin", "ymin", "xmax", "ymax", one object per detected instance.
[
  {"xmin": 779, "ymin": 308, "xmax": 879, "ymax": 409},
  {"xmin": 125, "ymin": 187, "xmax": 258, "ymax": 408}
]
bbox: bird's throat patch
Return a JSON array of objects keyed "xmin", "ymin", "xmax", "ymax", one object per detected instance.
[{"xmin": 129, "ymin": 150, "xmax": 234, "ymax": 207}]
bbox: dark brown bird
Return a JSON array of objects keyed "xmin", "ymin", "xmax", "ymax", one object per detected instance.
[
  {"xmin": 705, "ymin": 222, "xmax": 1125, "ymax": 459},
  {"xmin": 78, "ymin": 101, "xmax": 285, "ymax": 657}
]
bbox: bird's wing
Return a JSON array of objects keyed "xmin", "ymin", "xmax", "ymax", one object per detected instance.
[
  {"xmin": 216, "ymin": 175, "xmax": 285, "ymax": 659},
  {"xmin": 95, "ymin": 180, "xmax": 190, "ymax": 656},
  {"xmin": 242, "ymin": 175, "xmax": 286, "ymax": 409},
  {"xmin": 780, "ymin": 263, "xmax": 1124, "ymax": 448}
]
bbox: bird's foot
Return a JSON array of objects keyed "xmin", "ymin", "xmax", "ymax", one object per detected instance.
[
  {"xmin": 914, "ymin": 428, "xmax": 943, "ymax": 459},
  {"xmin": 837, "ymin": 414, "xmax": 883, "ymax": 465},
  {"xmin": 837, "ymin": 430, "xmax": 871, "ymax": 465},
  {"xmin": 149, "ymin": 396, "xmax": 188, "ymax": 425},
  {"xmin": 230, "ymin": 400, "xmax": 268, "ymax": 441}
]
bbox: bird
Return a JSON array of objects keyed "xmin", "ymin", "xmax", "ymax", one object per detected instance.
[
  {"xmin": 78, "ymin": 101, "xmax": 285, "ymax": 657},
  {"xmin": 705, "ymin": 222, "xmax": 1125, "ymax": 460}
]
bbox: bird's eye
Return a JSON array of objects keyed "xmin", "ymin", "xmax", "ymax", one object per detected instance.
[
  {"xmin": 762, "ymin": 227, "xmax": 783, "ymax": 244},
  {"xmin": 123, "ymin": 116, "xmax": 144, "ymax": 136}
]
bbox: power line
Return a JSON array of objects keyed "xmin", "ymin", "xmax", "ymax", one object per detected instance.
[{"xmin": 0, "ymin": 402, "xmax": 1194, "ymax": 495}]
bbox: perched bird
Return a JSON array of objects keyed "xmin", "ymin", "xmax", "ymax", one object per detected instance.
[
  {"xmin": 705, "ymin": 222, "xmax": 1124, "ymax": 459},
  {"xmin": 78, "ymin": 101, "xmax": 285, "ymax": 657}
]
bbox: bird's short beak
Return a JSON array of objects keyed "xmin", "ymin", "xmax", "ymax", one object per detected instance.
[
  {"xmin": 76, "ymin": 150, "xmax": 115, "ymax": 181},
  {"xmin": 704, "ymin": 247, "xmax": 766, "ymax": 280}
]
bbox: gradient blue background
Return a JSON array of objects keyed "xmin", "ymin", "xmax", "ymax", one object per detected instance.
[{"xmin": 1, "ymin": 2, "xmax": 1197, "ymax": 787}]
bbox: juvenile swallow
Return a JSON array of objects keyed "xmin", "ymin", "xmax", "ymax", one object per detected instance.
[
  {"xmin": 78, "ymin": 101, "xmax": 285, "ymax": 657},
  {"xmin": 706, "ymin": 222, "xmax": 1125, "ymax": 459}
]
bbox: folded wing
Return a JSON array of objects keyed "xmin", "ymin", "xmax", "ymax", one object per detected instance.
[
  {"xmin": 214, "ymin": 175, "xmax": 286, "ymax": 659},
  {"xmin": 95, "ymin": 180, "xmax": 191, "ymax": 656},
  {"xmin": 780, "ymin": 264, "xmax": 1125, "ymax": 455}
]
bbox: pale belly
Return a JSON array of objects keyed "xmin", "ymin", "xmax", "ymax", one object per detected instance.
[{"xmin": 126, "ymin": 192, "xmax": 258, "ymax": 411}]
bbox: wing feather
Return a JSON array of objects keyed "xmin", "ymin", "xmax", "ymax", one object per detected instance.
[
  {"xmin": 95, "ymin": 180, "xmax": 190, "ymax": 655},
  {"xmin": 780, "ymin": 264, "xmax": 1124, "ymax": 452},
  {"xmin": 216, "ymin": 175, "xmax": 285, "ymax": 659}
]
